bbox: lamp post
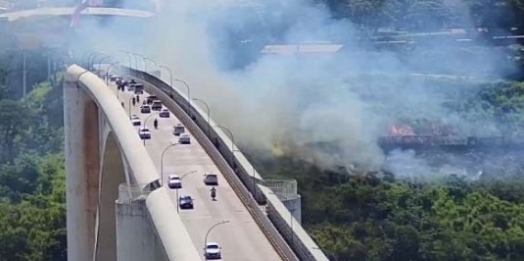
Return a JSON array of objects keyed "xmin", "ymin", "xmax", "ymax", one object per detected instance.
[
  {"xmin": 135, "ymin": 53, "xmax": 148, "ymax": 72},
  {"xmin": 192, "ymin": 98, "xmax": 210, "ymax": 136},
  {"xmin": 85, "ymin": 52, "xmax": 99, "ymax": 69},
  {"xmin": 127, "ymin": 96, "xmax": 134, "ymax": 118},
  {"xmin": 160, "ymin": 142, "xmax": 179, "ymax": 187},
  {"xmin": 122, "ymin": 51, "xmax": 138, "ymax": 71},
  {"xmin": 120, "ymin": 51, "xmax": 133, "ymax": 70},
  {"xmin": 93, "ymin": 55, "xmax": 112, "ymax": 73},
  {"xmin": 216, "ymin": 125, "xmax": 236, "ymax": 153},
  {"xmin": 173, "ymin": 170, "xmax": 196, "ymax": 213},
  {"xmin": 82, "ymin": 51, "xmax": 98, "ymax": 68},
  {"xmin": 81, "ymin": 52, "xmax": 89, "ymax": 67},
  {"xmin": 105, "ymin": 62, "xmax": 119, "ymax": 86},
  {"xmin": 89, "ymin": 52, "xmax": 107, "ymax": 71},
  {"xmin": 145, "ymin": 57, "xmax": 157, "ymax": 70},
  {"xmin": 174, "ymin": 79, "xmax": 191, "ymax": 114},
  {"xmin": 158, "ymin": 65, "xmax": 173, "ymax": 89},
  {"xmin": 138, "ymin": 55, "xmax": 157, "ymax": 73},
  {"xmin": 142, "ymin": 112, "xmax": 159, "ymax": 145},
  {"xmin": 157, "ymin": 66, "xmax": 191, "ymax": 114},
  {"xmin": 312, "ymin": 247, "xmax": 338, "ymax": 261},
  {"xmin": 204, "ymin": 220, "xmax": 230, "ymax": 261}
]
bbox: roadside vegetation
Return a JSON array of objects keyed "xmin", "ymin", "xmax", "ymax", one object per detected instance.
[
  {"xmin": 0, "ymin": 63, "xmax": 66, "ymax": 261},
  {"xmin": 254, "ymin": 156, "xmax": 524, "ymax": 261}
]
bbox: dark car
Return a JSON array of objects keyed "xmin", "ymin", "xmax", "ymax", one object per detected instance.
[
  {"xmin": 152, "ymin": 100, "xmax": 163, "ymax": 111},
  {"xmin": 159, "ymin": 109, "xmax": 170, "ymax": 118},
  {"xmin": 203, "ymin": 173, "xmax": 218, "ymax": 186},
  {"xmin": 134, "ymin": 84, "xmax": 144, "ymax": 94},
  {"xmin": 116, "ymin": 80, "xmax": 128, "ymax": 90},
  {"xmin": 178, "ymin": 196, "xmax": 194, "ymax": 209},
  {"xmin": 141, "ymin": 105, "xmax": 151, "ymax": 113},
  {"xmin": 110, "ymin": 76, "xmax": 122, "ymax": 82},
  {"xmin": 146, "ymin": 95, "xmax": 158, "ymax": 105}
]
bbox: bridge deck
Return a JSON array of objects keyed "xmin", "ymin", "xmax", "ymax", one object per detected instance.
[
  {"xmin": 0, "ymin": 7, "xmax": 153, "ymax": 21},
  {"xmin": 113, "ymin": 83, "xmax": 283, "ymax": 261}
]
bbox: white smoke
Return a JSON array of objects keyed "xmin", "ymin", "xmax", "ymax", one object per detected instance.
[{"xmin": 71, "ymin": 0, "xmax": 517, "ymax": 176}]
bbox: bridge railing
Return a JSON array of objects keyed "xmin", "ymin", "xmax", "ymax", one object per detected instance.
[{"xmin": 119, "ymin": 66, "xmax": 330, "ymax": 261}]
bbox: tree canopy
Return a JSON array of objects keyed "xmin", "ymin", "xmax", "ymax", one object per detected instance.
[{"xmin": 0, "ymin": 66, "xmax": 66, "ymax": 261}]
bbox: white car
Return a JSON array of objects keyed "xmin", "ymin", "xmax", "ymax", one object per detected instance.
[
  {"xmin": 159, "ymin": 108, "xmax": 170, "ymax": 118},
  {"xmin": 179, "ymin": 133, "xmax": 191, "ymax": 144},
  {"xmin": 168, "ymin": 175, "xmax": 182, "ymax": 189},
  {"xmin": 130, "ymin": 116, "xmax": 141, "ymax": 126},
  {"xmin": 204, "ymin": 242, "xmax": 222, "ymax": 259},
  {"xmin": 138, "ymin": 128, "xmax": 151, "ymax": 139}
]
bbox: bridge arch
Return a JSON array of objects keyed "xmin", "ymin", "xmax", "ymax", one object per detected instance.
[{"xmin": 64, "ymin": 65, "xmax": 201, "ymax": 261}]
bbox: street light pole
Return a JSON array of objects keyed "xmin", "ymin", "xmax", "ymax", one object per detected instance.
[
  {"xmin": 89, "ymin": 52, "xmax": 107, "ymax": 70},
  {"xmin": 123, "ymin": 51, "xmax": 138, "ymax": 71},
  {"xmin": 142, "ymin": 112, "xmax": 159, "ymax": 145},
  {"xmin": 160, "ymin": 142, "xmax": 179, "ymax": 187},
  {"xmin": 216, "ymin": 125, "xmax": 235, "ymax": 153},
  {"xmin": 93, "ymin": 55, "xmax": 112, "ymax": 73},
  {"xmin": 86, "ymin": 52, "xmax": 100, "ymax": 69},
  {"xmin": 82, "ymin": 51, "xmax": 98, "ymax": 68},
  {"xmin": 127, "ymin": 96, "xmax": 134, "ymax": 117},
  {"xmin": 105, "ymin": 62, "xmax": 119, "ymax": 86},
  {"xmin": 81, "ymin": 52, "xmax": 90, "ymax": 68},
  {"xmin": 192, "ymin": 98, "xmax": 210, "ymax": 136},
  {"xmin": 204, "ymin": 220, "xmax": 230, "ymax": 261},
  {"xmin": 158, "ymin": 65, "xmax": 173, "ymax": 89},
  {"xmin": 120, "ymin": 51, "xmax": 133, "ymax": 71},
  {"xmin": 135, "ymin": 54, "xmax": 148, "ymax": 72},
  {"xmin": 144, "ymin": 57, "xmax": 157, "ymax": 72},
  {"xmin": 174, "ymin": 170, "xmax": 197, "ymax": 213},
  {"xmin": 174, "ymin": 79, "xmax": 191, "ymax": 114}
]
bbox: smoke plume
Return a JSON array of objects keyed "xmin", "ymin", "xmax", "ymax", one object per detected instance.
[{"xmin": 73, "ymin": 0, "xmax": 517, "ymax": 177}]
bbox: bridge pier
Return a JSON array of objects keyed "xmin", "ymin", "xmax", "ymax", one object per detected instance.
[
  {"xmin": 116, "ymin": 184, "xmax": 168, "ymax": 261},
  {"xmin": 65, "ymin": 71, "xmax": 127, "ymax": 261},
  {"xmin": 64, "ymin": 76, "xmax": 100, "ymax": 261}
]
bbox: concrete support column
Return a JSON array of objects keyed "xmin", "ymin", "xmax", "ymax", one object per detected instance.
[
  {"xmin": 282, "ymin": 196, "xmax": 302, "ymax": 225},
  {"xmin": 116, "ymin": 184, "xmax": 168, "ymax": 261},
  {"xmin": 64, "ymin": 74, "xmax": 100, "ymax": 261}
]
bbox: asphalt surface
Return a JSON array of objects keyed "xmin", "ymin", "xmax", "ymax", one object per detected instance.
[{"xmin": 110, "ymin": 82, "xmax": 283, "ymax": 261}]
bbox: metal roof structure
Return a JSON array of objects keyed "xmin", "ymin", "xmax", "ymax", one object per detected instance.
[{"xmin": 0, "ymin": 7, "xmax": 153, "ymax": 21}]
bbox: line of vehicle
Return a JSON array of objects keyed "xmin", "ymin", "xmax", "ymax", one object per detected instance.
[{"xmin": 136, "ymin": 77, "xmax": 300, "ymax": 261}]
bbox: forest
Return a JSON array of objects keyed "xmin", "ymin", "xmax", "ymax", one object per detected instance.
[
  {"xmin": 0, "ymin": 64, "xmax": 66, "ymax": 261},
  {"xmin": 1, "ymin": 0, "xmax": 524, "ymax": 261}
]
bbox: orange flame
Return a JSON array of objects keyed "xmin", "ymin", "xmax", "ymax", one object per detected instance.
[{"xmin": 390, "ymin": 124, "xmax": 415, "ymax": 136}]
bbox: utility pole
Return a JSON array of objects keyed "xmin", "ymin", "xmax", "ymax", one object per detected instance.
[
  {"xmin": 47, "ymin": 52, "xmax": 51, "ymax": 80},
  {"xmin": 22, "ymin": 52, "xmax": 27, "ymax": 97}
]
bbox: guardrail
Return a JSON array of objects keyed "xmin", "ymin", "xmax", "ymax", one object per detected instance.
[{"xmin": 118, "ymin": 66, "xmax": 330, "ymax": 261}]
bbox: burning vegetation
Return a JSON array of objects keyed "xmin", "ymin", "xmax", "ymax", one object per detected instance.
[{"xmin": 379, "ymin": 119, "xmax": 524, "ymax": 152}]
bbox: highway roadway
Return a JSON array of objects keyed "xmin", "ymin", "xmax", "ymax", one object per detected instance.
[{"xmin": 108, "ymin": 80, "xmax": 283, "ymax": 261}]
